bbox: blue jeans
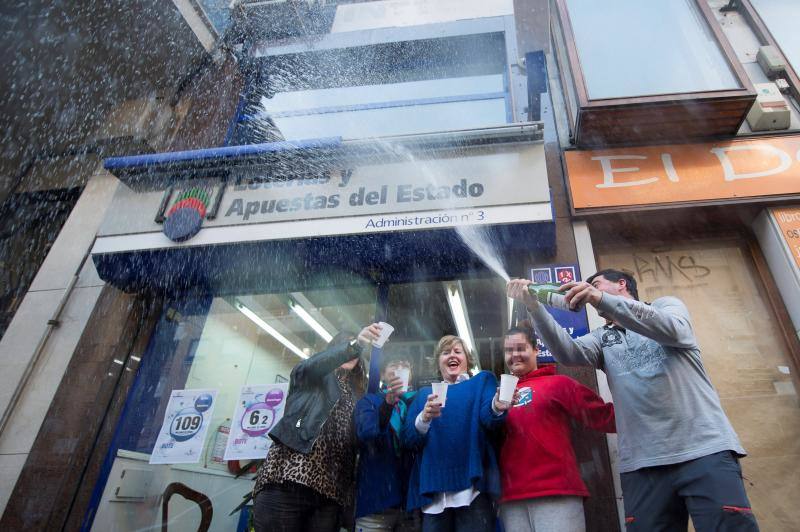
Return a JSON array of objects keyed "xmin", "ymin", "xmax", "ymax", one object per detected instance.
[
  {"xmin": 253, "ymin": 482, "xmax": 340, "ymax": 532},
  {"xmin": 421, "ymin": 493, "xmax": 495, "ymax": 532}
]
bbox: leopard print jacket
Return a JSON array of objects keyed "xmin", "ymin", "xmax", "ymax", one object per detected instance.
[{"xmin": 254, "ymin": 370, "xmax": 357, "ymax": 506}]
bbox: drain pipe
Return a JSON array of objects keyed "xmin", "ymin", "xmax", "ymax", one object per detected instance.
[{"xmin": 0, "ymin": 246, "xmax": 93, "ymax": 438}]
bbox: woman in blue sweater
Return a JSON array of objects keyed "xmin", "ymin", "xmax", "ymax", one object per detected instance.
[{"xmin": 402, "ymin": 335, "xmax": 515, "ymax": 532}]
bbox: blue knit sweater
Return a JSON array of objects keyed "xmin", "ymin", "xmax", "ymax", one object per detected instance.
[
  {"xmin": 401, "ymin": 371, "xmax": 506, "ymax": 511},
  {"xmin": 354, "ymin": 392, "xmax": 415, "ymax": 518}
]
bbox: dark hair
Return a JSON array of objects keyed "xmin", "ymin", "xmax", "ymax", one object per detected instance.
[
  {"xmin": 327, "ymin": 330, "xmax": 367, "ymax": 396},
  {"xmin": 379, "ymin": 347, "xmax": 412, "ymax": 374},
  {"xmin": 586, "ymin": 269, "xmax": 639, "ymax": 300},
  {"xmin": 329, "ymin": 330, "xmax": 356, "ymax": 347},
  {"xmin": 505, "ymin": 320, "xmax": 538, "ymax": 349}
]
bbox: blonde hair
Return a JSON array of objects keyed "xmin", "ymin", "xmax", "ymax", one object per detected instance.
[{"xmin": 435, "ymin": 335, "xmax": 477, "ymax": 378}]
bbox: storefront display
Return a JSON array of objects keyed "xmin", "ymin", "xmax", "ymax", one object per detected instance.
[{"xmin": 81, "ymin": 126, "xmax": 603, "ymax": 531}]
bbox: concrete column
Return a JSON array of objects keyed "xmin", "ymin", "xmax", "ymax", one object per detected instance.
[
  {"xmin": 0, "ymin": 167, "xmax": 118, "ymax": 515},
  {"xmin": 572, "ymin": 219, "xmax": 625, "ymax": 529}
]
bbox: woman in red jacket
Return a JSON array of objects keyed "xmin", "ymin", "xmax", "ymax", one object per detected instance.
[{"xmin": 499, "ymin": 321, "xmax": 615, "ymax": 532}]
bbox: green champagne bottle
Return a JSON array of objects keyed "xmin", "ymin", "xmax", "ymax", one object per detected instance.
[{"xmin": 527, "ymin": 283, "xmax": 577, "ymax": 312}]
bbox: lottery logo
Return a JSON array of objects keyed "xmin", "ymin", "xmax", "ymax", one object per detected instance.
[
  {"xmin": 170, "ymin": 407, "xmax": 204, "ymax": 442},
  {"xmin": 531, "ymin": 268, "xmax": 552, "ymax": 284},
  {"xmin": 162, "ymin": 187, "xmax": 211, "ymax": 242},
  {"xmin": 241, "ymin": 388, "xmax": 285, "ymax": 437},
  {"xmin": 194, "ymin": 393, "xmax": 214, "ymax": 412},
  {"xmin": 555, "ymin": 267, "xmax": 576, "ymax": 285}
]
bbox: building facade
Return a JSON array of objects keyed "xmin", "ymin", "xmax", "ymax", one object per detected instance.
[{"xmin": 0, "ymin": 1, "xmax": 798, "ymax": 531}]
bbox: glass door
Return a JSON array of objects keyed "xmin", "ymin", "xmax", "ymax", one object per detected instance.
[
  {"xmin": 88, "ymin": 284, "xmax": 378, "ymax": 532},
  {"xmin": 385, "ymin": 276, "xmax": 510, "ymax": 387},
  {"xmin": 86, "ymin": 274, "xmax": 514, "ymax": 531}
]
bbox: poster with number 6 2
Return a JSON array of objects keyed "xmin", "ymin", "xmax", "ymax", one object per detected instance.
[
  {"xmin": 150, "ymin": 389, "xmax": 218, "ymax": 465},
  {"xmin": 224, "ymin": 384, "xmax": 289, "ymax": 461}
]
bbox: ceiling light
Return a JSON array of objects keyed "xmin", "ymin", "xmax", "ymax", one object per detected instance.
[
  {"xmin": 234, "ymin": 299, "xmax": 307, "ymax": 359},
  {"xmin": 288, "ymin": 298, "xmax": 333, "ymax": 343},
  {"xmin": 445, "ymin": 281, "xmax": 476, "ymax": 361}
]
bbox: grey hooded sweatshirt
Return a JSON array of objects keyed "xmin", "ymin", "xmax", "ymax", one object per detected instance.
[{"xmin": 528, "ymin": 293, "xmax": 745, "ymax": 473}]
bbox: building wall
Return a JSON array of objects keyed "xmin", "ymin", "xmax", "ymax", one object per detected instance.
[
  {"xmin": 0, "ymin": 168, "xmax": 119, "ymax": 515},
  {"xmin": 0, "ymin": 47, "xmax": 241, "ymax": 520}
]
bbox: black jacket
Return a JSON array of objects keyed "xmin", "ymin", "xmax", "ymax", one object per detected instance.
[{"xmin": 268, "ymin": 338, "xmax": 363, "ymax": 454}]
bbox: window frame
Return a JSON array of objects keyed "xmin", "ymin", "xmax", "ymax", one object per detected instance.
[
  {"xmin": 738, "ymin": 0, "xmax": 800, "ymax": 104},
  {"xmin": 235, "ymin": 18, "xmax": 523, "ymax": 143},
  {"xmin": 552, "ymin": 0, "xmax": 756, "ymax": 146}
]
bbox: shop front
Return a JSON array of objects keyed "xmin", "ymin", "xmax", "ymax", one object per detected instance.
[
  {"xmin": 565, "ymin": 134, "xmax": 800, "ymax": 531},
  {"xmin": 73, "ymin": 124, "xmax": 611, "ymax": 531}
]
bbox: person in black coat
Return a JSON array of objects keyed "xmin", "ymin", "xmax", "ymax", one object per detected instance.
[{"xmin": 252, "ymin": 323, "xmax": 381, "ymax": 532}]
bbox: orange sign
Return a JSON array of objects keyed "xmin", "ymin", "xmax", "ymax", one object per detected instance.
[
  {"xmin": 565, "ymin": 136, "xmax": 800, "ymax": 210},
  {"xmin": 772, "ymin": 206, "xmax": 800, "ymax": 270}
]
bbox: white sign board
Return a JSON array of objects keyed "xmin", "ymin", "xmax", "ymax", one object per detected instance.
[
  {"xmin": 224, "ymin": 384, "xmax": 289, "ymax": 461},
  {"xmin": 150, "ymin": 389, "xmax": 218, "ymax": 464},
  {"xmin": 98, "ymin": 143, "xmax": 549, "ymax": 238}
]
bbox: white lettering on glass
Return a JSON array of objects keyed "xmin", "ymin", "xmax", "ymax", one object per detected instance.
[
  {"xmin": 592, "ymin": 155, "xmax": 658, "ymax": 188},
  {"xmin": 710, "ymin": 144, "xmax": 792, "ymax": 181}
]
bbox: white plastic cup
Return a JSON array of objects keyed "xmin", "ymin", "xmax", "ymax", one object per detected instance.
[
  {"xmin": 431, "ymin": 381, "xmax": 449, "ymax": 407},
  {"xmin": 394, "ymin": 367, "xmax": 410, "ymax": 393},
  {"xmin": 499, "ymin": 374, "xmax": 519, "ymax": 403},
  {"xmin": 373, "ymin": 322, "xmax": 395, "ymax": 347}
]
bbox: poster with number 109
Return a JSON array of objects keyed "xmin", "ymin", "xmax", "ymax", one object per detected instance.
[
  {"xmin": 224, "ymin": 384, "xmax": 289, "ymax": 461},
  {"xmin": 150, "ymin": 389, "xmax": 218, "ymax": 464}
]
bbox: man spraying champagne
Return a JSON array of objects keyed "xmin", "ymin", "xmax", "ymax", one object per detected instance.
[{"xmin": 507, "ymin": 270, "xmax": 759, "ymax": 532}]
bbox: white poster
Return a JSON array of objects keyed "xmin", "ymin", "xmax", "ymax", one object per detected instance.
[
  {"xmin": 224, "ymin": 383, "xmax": 289, "ymax": 461},
  {"xmin": 150, "ymin": 389, "xmax": 218, "ymax": 464}
]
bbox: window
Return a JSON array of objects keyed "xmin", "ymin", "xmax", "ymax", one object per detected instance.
[
  {"xmin": 744, "ymin": 0, "xmax": 800, "ymax": 103},
  {"xmin": 195, "ymin": 0, "xmax": 232, "ymax": 35},
  {"xmin": 386, "ymin": 278, "xmax": 510, "ymax": 384},
  {"xmin": 262, "ymin": 74, "xmax": 507, "ymax": 140},
  {"xmin": 234, "ymin": 33, "xmax": 511, "ymax": 143},
  {"xmin": 565, "ymin": 0, "xmax": 740, "ymax": 99},
  {"xmin": 553, "ymin": 0, "xmax": 754, "ymax": 146},
  {"xmin": 748, "ymin": 0, "xmax": 800, "ymax": 75},
  {"xmin": 83, "ymin": 275, "xmax": 513, "ymax": 531},
  {"xmin": 89, "ymin": 285, "xmax": 378, "ymax": 531}
]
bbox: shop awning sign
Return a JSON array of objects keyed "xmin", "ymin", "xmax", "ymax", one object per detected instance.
[
  {"xmin": 96, "ymin": 140, "xmax": 550, "ymax": 251},
  {"xmin": 565, "ymin": 135, "xmax": 800, "ymax": 212}
]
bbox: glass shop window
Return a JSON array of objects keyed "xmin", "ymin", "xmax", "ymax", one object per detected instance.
[
  {"xmin": 85, "ymin": 275, "xmax": 511, "ymax": 531},
  {"xmin": 563, "ymin": 0, "xmax": 740, "ymax": 99},
  {"xmin": 88, "ymin": 285, "xmax": 377, "ymax": 531},
  {"xmin": 749, "ymin": 0, "xmax": 800, "ymax": 78},
  {"xmin": 385, "ymin": 277, "xmax": 510, "ymax": 386},
  {"xmin": 236, "ymin": 32, "xmax": 510, "ymax": 142},
  {"xmin": 553, "ymin": 0, "xmax": 754, "ymax": 146}
]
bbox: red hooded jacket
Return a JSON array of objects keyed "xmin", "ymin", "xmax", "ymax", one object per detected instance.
[{"xmin": 500, "ymin": 365, "xmax": 616, "ymax": 502}]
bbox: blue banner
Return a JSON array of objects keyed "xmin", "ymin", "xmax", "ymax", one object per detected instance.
[{"xmin": 529, "ymin": 264, "xmax": 590, "ymax": 363}]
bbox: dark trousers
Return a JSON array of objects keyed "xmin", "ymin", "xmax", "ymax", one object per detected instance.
[
  {"xmin": 253, "ymin": 482, "xmax": 340, "ymax": 532},
  {"xmin": 421, "ymin": 493, "xmax": 494, "ymax": 532},
  {"xmin": 621, "ymin": 451, "xmax": 759, "ymax": 532}
]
